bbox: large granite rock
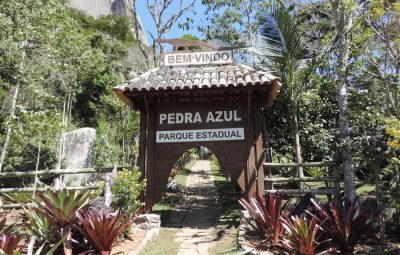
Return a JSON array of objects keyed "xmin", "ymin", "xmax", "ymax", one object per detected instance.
[
  {"xmin": 62, "ymin": 127, "xmax": 96, "ymax": 186},
  {"xmin": 68, "ymin": 0, "xmax": 148, "ymax": 45}
]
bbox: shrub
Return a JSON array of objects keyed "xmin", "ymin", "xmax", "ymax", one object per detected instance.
[
  {"xmin": 280, "ymin": 215, "xmax": 335, "ymax": 255},
  {"xmin": 311, "ymin": 198, "xmax": 369, "ymax": 254},
  {"xmin": 239, "ymin": 193, "xmax": 286, "ymax": 246},
  {"xmin": 0, "ymin": 217, "xmax": 22, "ymax": 255},
  {"xmin": 112, "ymin": 167, "xmax": 146, "ymax": 215},
  {"xmin": 75, "ymin": 210, "xmax": 133, "ymax": 255},
  {"xmin": 32, "ymin": 189, "xmax": 96, "ymax": 255}
]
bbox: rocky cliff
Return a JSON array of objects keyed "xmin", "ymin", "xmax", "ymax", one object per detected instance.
[{"xmin": 68, "ymin": 0, "xmax": 148, "ymax": 45}]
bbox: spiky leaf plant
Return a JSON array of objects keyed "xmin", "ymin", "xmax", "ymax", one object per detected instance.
[
  {"xmin": 0, "ymin": 234, "xmax": 22, "ymax": 255},
  {"xmin": 280, "ymin": 215, "xmax": 335, "ymax": 255},
  {"xmin": 75, "ymin": 211, "xmax": 132, "ymax": 255},
  {"xmin": 239, "ymin": 193, "xmax": 286, "ymax": 246},
  {"xmin": 311, "ymin": 198, "xmax": 368, "ymax": 254},
  {"xmin": 32, "ymin": 189, "xmax": 96, "ymax": 255}
]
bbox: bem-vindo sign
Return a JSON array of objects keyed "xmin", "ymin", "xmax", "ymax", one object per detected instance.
[
  {"xmin": 156, "ymin": 110, "xmax": 244, "ymax": 143},
  {"xmin": 164, "ymin": 50, "xmax": 233, "ymax": 67}
]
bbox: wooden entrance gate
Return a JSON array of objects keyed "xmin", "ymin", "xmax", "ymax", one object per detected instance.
[{"xmin": 114, "ymin": 64, "xmax": 281, "ymax": 211}]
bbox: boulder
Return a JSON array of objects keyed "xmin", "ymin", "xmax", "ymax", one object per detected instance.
[
  {"xmin": 132, "ymin": 214, "xmax": 161, "ymax": 231},
  {"xmin": 61, "ymin": 128, "xmax": 97, "ymax": 186}
]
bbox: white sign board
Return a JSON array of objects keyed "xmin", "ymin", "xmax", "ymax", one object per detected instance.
[
  {"xmin": 164, "ymin": 50, "xmax": 234, "ymax": 67},
  {"xmin": 156, "ymin": 128, "xmax": 244, "ymax": 143}
]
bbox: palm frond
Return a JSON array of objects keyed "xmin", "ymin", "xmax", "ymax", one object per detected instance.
[{"xmin": 260, "ymin": 0, "xmax": 305, "ymax": 82}]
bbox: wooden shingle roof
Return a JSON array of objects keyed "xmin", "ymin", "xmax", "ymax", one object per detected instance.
[{"xmin": 113, "ymin": 65, "xmax": 282, "ymax": 108}]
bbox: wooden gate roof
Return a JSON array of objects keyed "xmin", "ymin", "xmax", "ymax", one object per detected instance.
[{"xmin": 113, "ymin": 65, "xmax": 282, "ymax": 108}]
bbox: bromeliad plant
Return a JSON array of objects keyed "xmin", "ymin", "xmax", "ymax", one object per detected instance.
[
  {"xmin": 239, "ymin": 193, "xmax": 286, "ymax": 246},
  {"xmin": 32, "ymin": 189, "xmax": 96, "ymax": 255},
  {"xmin": 0, "ymin": 217, "xmax": 22, "ymax": 255},
  {"xmin": 75, "ymin": 210, "xmax": 133, "ymax": 255},
  {"xmin": 280, "ymin": 215, "xmax": 335, "ymax": 255},
  {"xmin": 311, "ymin": 198, "xmax": 368, "ymax": 254}
]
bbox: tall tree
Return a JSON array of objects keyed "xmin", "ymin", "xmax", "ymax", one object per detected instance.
[
  {"xmin": 144, "ymin": 0, "xmax": 196, "ymax": 64},
  {"xmin": 199, "ymin": 0, "xmax": 269, "ymax": 46},
  {"xmin": 260, "ymin": 0, "xmax": 309, "ymax": 180},
  {"xmin": 330, "ymin": 0, "xmax": 357, "ymax": 200}
]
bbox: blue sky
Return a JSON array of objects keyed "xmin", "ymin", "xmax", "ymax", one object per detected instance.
[{"xmin": 136, "ymin": 1, "xmax": 206, "ymax": 44}]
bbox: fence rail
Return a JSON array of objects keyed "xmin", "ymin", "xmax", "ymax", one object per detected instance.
[
  {"xmin": 0, "ymin": 166, "xmax": 125, "ymax": 209},
  {"xmin": 263, "ymin": 161, "xmax": 341, "ymax": 200},
  {"xmin": 0, "ymin": 167, "xmax": 122, "ymax": 178}
]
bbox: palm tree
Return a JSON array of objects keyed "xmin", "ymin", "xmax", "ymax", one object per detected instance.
[{"xmin": 260, "ymin": 0, "xmax": 308, "ymax": 181}]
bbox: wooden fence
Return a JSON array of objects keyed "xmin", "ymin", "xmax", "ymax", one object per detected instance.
[
  {"xmin": 0, "ymin": 167, "xmax": 127, "ymax": 209},
  {"xmin": 263, "ymin": 162, "xmax": 341, "ymax": 200}
]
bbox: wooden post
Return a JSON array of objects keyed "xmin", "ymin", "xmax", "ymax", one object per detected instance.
[
  {"xmin": 333, "ymin": 165, "xmax": 341, "ymax": 204},
  {"xmin": 138, "ymin": 110, "xmax": 147, "ymax": 175},
  {"xmin": 324, "ymin": 165, "xmax": 332, "ymax": 202},
  {"xmin": 253, "ymin": 100, "xmax": 265, "ymax": 198},
  {"xmin": 144, "ymin": 101, "xmax": 156, "ymax": 212}
]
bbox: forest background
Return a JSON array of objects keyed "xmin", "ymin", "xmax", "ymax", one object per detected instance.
[{"xmin": 0, "ymin": 0, "xmax": 400, "ymax": 234}]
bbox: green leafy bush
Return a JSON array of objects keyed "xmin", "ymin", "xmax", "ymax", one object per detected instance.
[{"xmin": 112, "ymin": 167, "xmax": 146, "ymax": 215}]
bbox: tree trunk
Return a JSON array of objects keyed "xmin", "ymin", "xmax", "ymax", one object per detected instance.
[
  {"xmin": 0, "ymin": 83, "xmax": 20, "ymax": 172},
  {"xmin": 395, "ymin": 66, "xmax": 400, "ymax": 194},
  {"xmin": 374, "ymin": 164, "xmax": 386, "ymax": 250},
  {"xmin": 331, "ymin": 0, "xmax": 356, "ymax": 200},
  {"xmin": 290, "ymin": 99, "xmax": 304, "ymax": 188}
]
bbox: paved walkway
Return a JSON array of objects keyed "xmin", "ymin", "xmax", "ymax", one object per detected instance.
[{"xmin": 166, "ymin": 160, "xmax": 221, "ymax": 255}]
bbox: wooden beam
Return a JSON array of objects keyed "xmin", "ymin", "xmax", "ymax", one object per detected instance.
[
  {"xmin": 0, "ymin": 168, "xmax": 116, "ymax": 178},
  {"xmin": 265, "ymin": 176, "xmax": 340, "ymax": 182},
  {"xmin": 263, "ymin": 162, "xmax": 336, "ymax": 168},
  {"xmin": 0, "ymin": 186, "xmax": 98, "ymax": 193},
  {"xmin": 0, "ymin": 203, "xmax": 33, "ymax": 209},
  {"xmin": 265, "ymin": 189, "xmax": 337, "ymax": 195}
]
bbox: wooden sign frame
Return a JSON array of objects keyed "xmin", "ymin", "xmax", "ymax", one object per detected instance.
[{"xmin": 131, "ymin": 89, "xmax": 267, "ymax": 212}]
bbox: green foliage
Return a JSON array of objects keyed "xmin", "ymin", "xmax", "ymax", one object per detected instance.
[
  {"xmin": 0, "ymin": 0, "xmax": 142, "ymax": 177},
  {"xmin": 22, "ymin": 208, "xmax": 54, "ymax": 244},
  {"xmin": 33, "ymin": 190, "xmax": 96, "ymax": 228},
  {"xmin": 32, "ymin": 189, "xmax": 96, "ymax": 255},
  {"xmin": 199, "ymin": 0, "xmax": 269, "ymax": 46},
  {"xmin": 280, "ymin": 215, "xmax": 333, "ymax": 255},
  {"xmin": 112, "ymin": 168, "xmax": 146, "ymax": 215},
  {"xmin": 305, "ymin": 167, "xmax": 325, "ymax": 178}
]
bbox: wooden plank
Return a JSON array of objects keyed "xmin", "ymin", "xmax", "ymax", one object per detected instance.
[
  {"xmin": 265, "ymin": 189, "xmax": 337, "ymax": 195},
  {"xmin": 0, "ymin": 203, "xmax": 33, "ymax": 209},
  {"xmin": 0, "ymin": 168, "xmax": 119, "ymax": 178},
  {"xmin": 264, "ymin": 176, "xmax": 340, "ymax": 182},
  {"xmin": 0, "ymin": 186, "xmax": 98, "ymax": 193},
  {"xmin": 263, "ymin": 162, "xmax": 336, "ymax": 168}
]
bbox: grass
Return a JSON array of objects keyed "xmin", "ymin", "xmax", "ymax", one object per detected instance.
[
  {"xmin": 138, "ymin": 228, "xmax": 180, "ymax": 255},
  {"xmin": 209, "ymin": 156, "xmax": 242, "ymax": 254},
  {"xmin": 208, "ymin": 227, "xmax": 240, "ymax": 255},
  {"xmin": 152, "ymin": 160, "xmax": 196, "ymax": 223},
  {"xmin": 174, "ymin": 160, "xmax": 196, "ymax": 187}
]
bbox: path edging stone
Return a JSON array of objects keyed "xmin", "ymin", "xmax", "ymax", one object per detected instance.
[{"xmin": 129, "ymin": 214, "xmax": 161, "ymax": 255}]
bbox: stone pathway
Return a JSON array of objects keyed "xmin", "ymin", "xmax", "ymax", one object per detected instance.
[{"xmin": 166, "ymin": 160, "xmax": 221, "ymax": 255}]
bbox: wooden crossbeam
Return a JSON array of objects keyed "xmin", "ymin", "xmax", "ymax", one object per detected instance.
[
  {"xmin": 0, "ymin": 186, "xmax": 98, "ymax": 193},
  {"xmin": 0, "ymin": 167, "xmax": 123, "ymax": 178},
  {"xmin": 265, "ymin": 189, "xmax": 337, "ymax": 195},
  {"xmin": 265, "ymin": 176, "xmax": 340, "ymax": 182},
  {"xmin": 263, "ymin": 162, "xmax": 335, "ymax": 168}
]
